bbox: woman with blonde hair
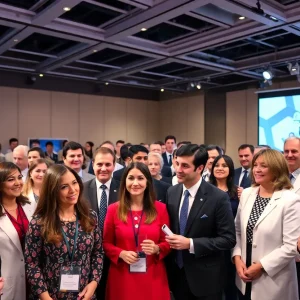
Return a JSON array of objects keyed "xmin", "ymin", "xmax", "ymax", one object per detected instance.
[
  {"xmin": 25, "ymin": 164, "xmax": 103, "ymax": 300},
  {"xmin": 23, "ymin": 158, "xmax": 51, "ymax": 203},
  {"xmin": 103, "ymin": 162, "xmax": 171, "ymax": 300},
  {"xmin": 233, "ymin": 149, "xmax": 300, "ymax": 300},
  {"xmin": 148, "ymin": 152, "xmax": 172, "ymax": 185}
]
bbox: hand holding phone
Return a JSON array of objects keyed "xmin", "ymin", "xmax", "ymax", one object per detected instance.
[{"xmin": 162, "ymin": 224, "xmax": 173, "ymax": 236}]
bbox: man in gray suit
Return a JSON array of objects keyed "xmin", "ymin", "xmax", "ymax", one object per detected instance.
[
  {"xmin": 63, "ymin": 141, "xmax": 95, "ymax": 182},
  {"xmin": 83, "ymin": 146, "xmax": 120, "ymax": 300}
]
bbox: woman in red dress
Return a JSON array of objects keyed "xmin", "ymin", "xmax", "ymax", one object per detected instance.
[{"xmin": 103, "ymin": 162, "xmax": 171, "ymax": 300}]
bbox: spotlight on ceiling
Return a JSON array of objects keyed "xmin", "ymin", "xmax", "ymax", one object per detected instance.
[
  {"xmin": 287, "ymin": 62, "xmax": 300, "ymax": 76},
  {"xmin": 39, "ymin": 74, "xmax": 44, "ymax": 77},
  {"xmin": 63, "ymin": 7, "xmax": 71, "ymax": 11},
  {"xmin": 262, "ymin": 69, "xmax": 273, "ymax": 80},
  {"xmin": 190, "ymin": 82, "xmax": 195, "ymax": 88},
  {"xmin": 141, "ymin": 28, "xmax": 147, "ymax": 31},
  {"xmin": 105, "ymin": 82, "xmax": 109, "ymax": 85},
  {"xmin": 196, "ymin": 83, "xmax": 202, "ymax": 90},
  {"xmin": 239, "ymin": 16, "xmax": 245, "ymax": 20},
  {"xmin": 160, "ymin": 88, "xmax": 164, "ymax": 92}
]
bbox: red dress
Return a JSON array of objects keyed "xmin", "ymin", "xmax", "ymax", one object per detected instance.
[{"xmin": 103, "ymin": 201, "xmax": 171, "ymax": 300}]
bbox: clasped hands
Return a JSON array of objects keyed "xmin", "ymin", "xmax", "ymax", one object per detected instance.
[
  {"xmin": 119, "ymin": 239, "xmax": 159, "ymax": 265},
  {"xmin": 235, "ymin": 257, "xmax": 263, "ymax": 283}
]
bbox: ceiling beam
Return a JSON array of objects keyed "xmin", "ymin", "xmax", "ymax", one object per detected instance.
[{"xmin": 105, "ymin": 0, "xmax": 212, "ymax": 42}]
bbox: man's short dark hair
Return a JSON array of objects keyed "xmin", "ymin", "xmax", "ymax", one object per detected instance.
[
  {"xmin": 94, "ymin": 147, "xmax": 116, "ymax": 164},
  {"xmin": 120, "ymin": 144, "xmax": 130, "ymax": 161},
  {"xmin": 28, "ymin": 147, "xmax": 45, "ymax": 158},
  {"xmin": 116, "ymin": 140, "xmax": 125, "ymax": 144},
  {"xmin": 238, "ymin": 144, "xmax": 254, "ymax": 154},
  {"xmin": 164, "ymin": 135, "xmax": 176, "ymax": 143},
  {"xmin": 176, "ymin": 144, "xmax": 208, "ymax": 170},
  {"xmin": 46, "ymin": 141, "xmax": 54, "ymax": 147},
  {"xmin": 31, "ymin": 139, "xmax": 40, "ymax": 145},
  {"xmin": 9, "ymin": 138, "xmax": 18, "ymax": 144},
  {"xmin": 63, "ymin": 141, "xmax": 84, "ymax": 158},
  {"xmin": 125, "ymin": 143, "xmax": 132, "ymax": 148},
  {"xmin": 128, "ymin": 145, "xmax": 149, "ymax": 159},
  {"xmin": 206, "ymin": 144, "xmax": 223, "ymax": 155}
]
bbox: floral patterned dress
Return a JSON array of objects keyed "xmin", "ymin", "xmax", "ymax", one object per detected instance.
[{"xmin": 24, "ymin": 211, "xmax": 103, "ymax": 300}]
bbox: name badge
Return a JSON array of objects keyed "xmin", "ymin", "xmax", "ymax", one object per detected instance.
[
  {"xmin": 59, "ymin": 266, "xmax": 81, "ymax": 292},
  {"xmin": 129, "ymin": 258, "xmax": 146, "ymax": 273}
]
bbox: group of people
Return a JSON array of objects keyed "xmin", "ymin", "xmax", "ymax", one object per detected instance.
[{"xmin": 0, "ymin": 135, "xmax": 300, "ymax": 300}]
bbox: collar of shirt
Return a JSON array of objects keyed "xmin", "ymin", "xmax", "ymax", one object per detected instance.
[
  {"xmin": 183, "ymin": 177, "xmax": 202, "ymax": 198},
  {"xmin": 96, "ymin": 177, "xmax": 112, "ymax": 191},
  {"xmin": 166, "ymin": 151, "xmax": 173, "ymax": 156},
  {"xmin": 241, "ymin": 167, "xmax": 250, "ymax": 174},
  {"xmin": 21, "ymin": 168, "xmax": 28, "ymax": 177},
  {"xmin": 77, "ymin": 169, "xmax": 83, "ymax": 178},
  {"xmin": 202, "ymin": 169, "xmax": 210, "ymax": 177},
  {"xmin": 291, "ymin": 168, "xmax": 300, "ymax": 179}
]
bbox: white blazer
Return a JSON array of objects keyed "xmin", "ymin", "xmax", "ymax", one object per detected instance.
[
  {"xmin": 232, "ymin": 187, "xmax": 300, "ymax": 300},
  {"xmin": 0, "ymin": 200, "xmax": 36, "ymax": 300}
]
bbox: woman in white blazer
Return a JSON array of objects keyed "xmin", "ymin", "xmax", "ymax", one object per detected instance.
[
  {"xmin": 232, "ymin": 149, "xmax": 300, "ymax": 300},
  {"xmin": 23, "ymin": 158, "xmax": 50, "ymax": 203},
  {"xmin": 0, "ymin": 162, "xmax": 36, "ymax": 300}
]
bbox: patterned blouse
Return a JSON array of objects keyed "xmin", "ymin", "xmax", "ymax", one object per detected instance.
[
  {"xmin": 246, "ymin": 194, "xmax": 271, "ymax": 243},
  {"xmin": 24, "ymin": 211, "xmax": 103, "ymax": 300}
]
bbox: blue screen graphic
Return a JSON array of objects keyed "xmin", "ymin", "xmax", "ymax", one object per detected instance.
[{"xmin": 259, "ymin": 95, "xmax": 300, "ymax": 151}]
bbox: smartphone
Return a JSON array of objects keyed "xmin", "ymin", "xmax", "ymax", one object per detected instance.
[{"xmin": 162, "ymin": 224, "xmax": 174, "ymax": 236}]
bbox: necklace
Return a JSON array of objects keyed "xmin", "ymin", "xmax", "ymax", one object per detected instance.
[{"xmin": 60, "ymin": 213, "xmax": 76, "ymax": 222}]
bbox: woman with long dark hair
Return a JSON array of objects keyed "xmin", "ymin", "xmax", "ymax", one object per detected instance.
[
  {"xmin": 103, "ymin": 162, "xmax": 171, "ymax": 300},
  {"xmin": 0, "ymin": 162, "xmax": 36, "ymax": 300},
  {"xmin": 210, "ymin": 155, "xmax": 239, "ymax": 300},
  {"xmin": 25, "ymin": 164, "xmax": 103, "ymax": 300}
]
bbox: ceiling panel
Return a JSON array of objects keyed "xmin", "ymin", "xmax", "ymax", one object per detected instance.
[{"xmin": 0, "ymin": 0, "xmax": 39, "ymax": 10}]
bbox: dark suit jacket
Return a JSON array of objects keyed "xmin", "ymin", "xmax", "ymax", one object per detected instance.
[
  {"xmin": 162, "ymin": 152, "xmax": 172, "ymax": 167},
  {"xmin": 45, "ymin": 152, "xmax": 58, "ymax": 163},
  {"xmin": 166, "ymin": 180, "xmax": 236, "ymax": 298},
  {"xmin": 161, "ymin": 165, "xmax": 172, "ymax": 177},
  {"xmin": 113, "ymin": 168, "xmax": 171, "ymax": 203},
  {"xmin": 234, "ymin": 167, "xmax": 251, "ymax": 188},
  {"xmin": 83, "ymin": 178, "xmax": 120, "ymax": 299}
]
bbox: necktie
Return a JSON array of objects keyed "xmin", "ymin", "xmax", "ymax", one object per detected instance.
[
  {"xmin": 177, "ymin": 190, "xmax": 190, "ymax": 268},
  {"xmin": 169, "ymin": 154, "xmax": 172, "ymax": 166},
  {"xmin": 98, "ymin": 185, "xmax": 107, "ymax": 232},
  {"xmin": 240, "ymin": 170, "xmax": 248, "ymax": 188},
  {"xmin": 289, "ymin": 173, "xmax": 294, "ymax": 183}
]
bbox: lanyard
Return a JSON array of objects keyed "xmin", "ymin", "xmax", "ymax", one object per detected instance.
[
  {"xmin": 129, "ymin": 210, "xmax": 144, "ymax": 248},
  {"xmin": 61, "ymin": 215, "xmax": 78, "ymax": 263}
]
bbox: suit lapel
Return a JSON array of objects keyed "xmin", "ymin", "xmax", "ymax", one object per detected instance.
[
  {"xmin": 88, "ymin": 179, "xmax": 99, "ymax": 212},
  {"xmin": 0, "ymin": 209, "xmax": 23, "ymax": 254},
  {"xmin": 254, "ymin": 190, "xmax": 281, "ymax": 228},
  {"xmin": 185, "ymin": 181, "xmax": 208, "ymax": 235},
  {"xmin": 109, "ymin": 179, "xmax": 119, "ymax": 205}
]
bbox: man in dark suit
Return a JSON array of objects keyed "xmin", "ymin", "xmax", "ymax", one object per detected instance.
[
  {"xmin": 44, "ymin": 141, "xmax": 58, "ymax": 163},
  {"xmin": 162, "ymin": 135, "xmax": 176, "ymax": 167},
  {"xmin": 234, "ymin": 144, "xmax": 254, "ymax": 191},
  {"xmin": 113, "ymin": 145, "xmax": 170, "ymax": 203},
  {"xmin": 165, "ymin": 144, "xmax": 236, "ymax": 300},
  {"xmin": 83, "ymin": 147, "xmax": 120, "ymax": 299}
]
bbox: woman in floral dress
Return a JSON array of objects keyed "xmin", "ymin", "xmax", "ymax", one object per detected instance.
[{"xmin": 25, "ymin": 164, "xmax": 103, "ymax": 300}]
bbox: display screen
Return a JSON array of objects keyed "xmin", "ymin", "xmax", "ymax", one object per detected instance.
[{"xmin": 258, "ymin": 91, "xmax": 300, "ymax": 151}]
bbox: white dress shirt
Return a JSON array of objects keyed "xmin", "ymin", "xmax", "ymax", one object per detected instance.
[
  {"xmin": 21, "ymin": 168, "xmax": 28, "ymax": 182},
  {"xmin": 96, "ymin": 178, "xmax": 112, "ymax": 209},
  {"xmin": 179, "ymin": 178, "xmax": 202, "ymax": 253},
  {"xmin": 202, "ymin": 169, "xmax": 210, "ymax": 182}
]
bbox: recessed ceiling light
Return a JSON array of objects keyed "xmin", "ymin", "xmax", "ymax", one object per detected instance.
[
  {"xmin": 13, "ymin": 39, "xmax": 18, "ymax": 42},
  {"xmin": 292, "ymin": 67, "xmax": 297, "ymax": 72},
  {"xmin": 63, "ymin": 7, "xmax": 71, "ymax": 12},
  {"xmin": 196, "ymin": 83, "xmax": 202, "ymax": 90},
  {"xmin": 239, "ymin": 16, "xmax": 245, "ymax": 20},
  {"xmin": 160, "ymin": 88, "xmax": 164, "ymax": 92},
  {"xmin": 141, "ymin": 28, "xmax": 147, "ymax": 31},
  {"xmin": 270, "ymin": 16, "xmax": 277, "ymax": 21},
  {"xmin": 39, "ymin": 74, "xmax": 44, "ymax": 77},
  {"xmin": 105, "ymin": 82, "xmax": 109, "ymax": 85},
  {"xmin": 93, "ymin": 49, "xmax": 97, "ymax": 53}
]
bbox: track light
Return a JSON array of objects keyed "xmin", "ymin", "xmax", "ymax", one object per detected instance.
[
  {"xmin": 196, "ymin": 83, "xmax": 202, "ymax": 89},
  {"xmin": 288, "ymin": 62, "xmax": 299, "ymax": 76},
  {"xmin": 262, "ymin": 69, "xmax": 273, "ymax": 80},
  {"xmin": 190, "ymin": 82, "xmax": 195, "ymax": 88},
  {"xmin": 160, "ymin": 88, "xmax": 164, "ymax": 92}
]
